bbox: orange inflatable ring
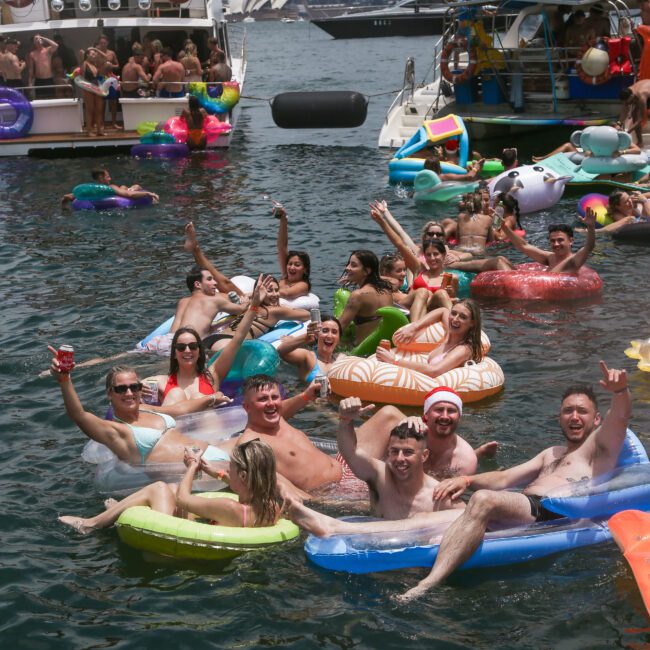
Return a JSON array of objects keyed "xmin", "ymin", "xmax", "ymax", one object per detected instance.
[
  {"xmin": 394, "ymin": 322, "xmax": 491, "ymax": 354},
  {"xmin": 440, "ymin": 37, "xmax": 477, "ymax": 85},
  {"xmin": 576, "ymin": 41, "xmax": 612, "ymax": 86},
  {"xmin": 328, "ymin": 352, "xmax": 504, "ymax": 406}
]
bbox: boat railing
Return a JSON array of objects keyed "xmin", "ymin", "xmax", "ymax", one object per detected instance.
[{"xmin": 225, "ymin": 21, "xmax": 246, "ymax": 67}]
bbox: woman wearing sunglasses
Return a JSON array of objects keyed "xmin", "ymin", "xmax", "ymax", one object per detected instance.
[{"xmin": 59, "ymin": 439, "xmax": 281, "ymax": 534}]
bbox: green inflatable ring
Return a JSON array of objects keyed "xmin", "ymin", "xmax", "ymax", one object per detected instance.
[
  {"xmin": 333, "ymin": 287, "xmax": 355, "ymax": 341},
  {"xmin": 478, "ymin": 159, "xmax": 504, "ymax": 178},
  {"xmin": 351, "ymin": 306, "xmax": 410, "ymax": 357},
  {"xmin": 116, "ymin": 492, "xmax": 299, "ymax": 560},
  {"xmin": 72, "ymin": 183, "xmax": 116, "ymax": 200},
  {"xmin": 447, "ymin": 269, "xmax": 476, "ymax": 298}
]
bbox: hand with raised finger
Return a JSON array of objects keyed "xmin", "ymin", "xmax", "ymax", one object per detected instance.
[
  {"xmin": 339, "ymin": 397, "xmax": 375, "ymax": 422},
  {"xmin": 598, "ymin": 360, "xmax": 628, "ymax": 394}
]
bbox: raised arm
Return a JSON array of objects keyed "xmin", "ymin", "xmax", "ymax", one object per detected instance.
[
  {"xmin": 280, "ymin": 380, "xmax": 320, "ymax": 420},
  {"xmin": 276, "ymin": 207, "xmax": 289, "ymax": 277},
  {"xmin": 592, "ymin": 361, "xmax": 631, "ymax": 459},
  {"xmin": 502, "ymin": 223, "xmax": 551, "ymax": 264},
  {"xmin": 183, "ymin": 222, "xmax": 243, "ymax": 296},
  {"xmin": 370, "ymin": 201, "xmax": 422, "ymax": 274},
  {"xmin": 568, "ymin": 207, "xmax": 596, "ymax": 269},
  {"xmin": 337, "ymin": 398, "xmax": 383, "ymax": 482}
]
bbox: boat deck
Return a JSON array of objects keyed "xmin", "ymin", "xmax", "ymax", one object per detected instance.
[{"xmin": 0, "ymin": 130, "xmax": 140, "ymax": 156}]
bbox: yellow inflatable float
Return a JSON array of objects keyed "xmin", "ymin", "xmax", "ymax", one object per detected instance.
[
  {"xmin": 624, "ymin": 339, "xmax": 650, "ymax": 372},
  {"xmin": 328, "ymin": 323, "xmax": 504, "ymax": 406}
]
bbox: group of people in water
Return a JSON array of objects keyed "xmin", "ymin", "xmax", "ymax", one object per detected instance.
[{"xmin": 53, "ymin": 159, "xmax": 635, "ymax": 600}]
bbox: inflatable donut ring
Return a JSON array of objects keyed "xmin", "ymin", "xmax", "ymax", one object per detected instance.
[
  {"xmin": 328, "ymin": 353, "xmax": 504, "ymax": 406},
  {"xmin": 394, "ymin": 321, "xmax": 491, "ymax": 354}
]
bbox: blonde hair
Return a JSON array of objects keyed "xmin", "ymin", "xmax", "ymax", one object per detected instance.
[{"xmin": 231, "ymin": 439, "xmax": 279, "ymax": 526}]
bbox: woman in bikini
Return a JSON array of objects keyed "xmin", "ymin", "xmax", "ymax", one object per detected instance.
[
  {"xmin": 59, "ymin": 439, "xmax": 280, "ymax": 534},
  {"xmin": 181, "ymin": 95, "xmax": 209, "ymax": 151},
  {"xmin": 376, "ymin": 299, "xmax": 483, "ymax": 378},
  {"xmin": 276, "ymin": 315, "xmax": 342, "ymax": 382},
  {"xmin": 585, "ymin": 190, "xmax": 650, "ymax": 234},
  {"xmin": 337, "ymin": 250, "xmax": 394, "ymax": 345},
  {"xmin": 78, "ymin": 47, "xmax": 109, "ymax": 137},
  {"xmin": 274, "ymin": 205, "xmax": 311, "ymax": 302},
  {"xmin": 180, "ymin": 41, "xmax": 203, "ymax": 83}
]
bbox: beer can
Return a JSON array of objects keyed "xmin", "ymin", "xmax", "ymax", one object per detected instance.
[
  {"xmin": 57, "ymin": 344, "xmax": 74, "ymax": 373},
  {"xmin": 379, "ymin": 339, "xmax": 391, "ymax": 350},
  {"xmin": 309, "ymin": 307, "xmax": 321, "ymax": 323},
  {"xmin": 314, "ymin": 373, "xmax": 329, "ymax": 398},
  {"xmin": 142, "ymin": 379, "xmax": 160, "ymax": 406},
  {"xmin": 441, "ymin": 272, "xmax": 454, "ymax": 289},
  {"xmin": 228, "ymin": 291, "xmax": 241, "ymax": 304}
]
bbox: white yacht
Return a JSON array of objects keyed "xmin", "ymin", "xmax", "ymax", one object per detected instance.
[
  {"xmin": 379, "ymin": 0, "xmax": 640, "ymax": 148},
  {"xmin": 0, "ymin": 0, "xmax": 246, "ymax": 155}
]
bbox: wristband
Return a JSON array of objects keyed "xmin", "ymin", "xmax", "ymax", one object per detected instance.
[
  {"xmin": 209, "ymin": 394, "xmax": 217, "ymax": 407},
  {"xmin": 460, "ymin": 475, "xmax": 472, "ymax": 488},
  {"xmin": 301, "ymin": 391, "xmax": 310, "ymax": 402},
  {"xmin": 249, "ymin": 305, "xmax": 260, "ymax": 313}
]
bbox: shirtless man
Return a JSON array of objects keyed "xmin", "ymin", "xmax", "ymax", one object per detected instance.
[
  {"xmin": 0, "ymin": 39, "xmax": 25, "ymax": 89},
  {"xmin": 121, "ymin": 44, "xmax": 150, "ymax": 98},
  {"xmin": 154, "ymin": 48, "xmax": 185, "ymax": 98},
  {"xmin": 353, "ymin": 387, "xmax": 493, "ymax": 480},
  {"xmin": 27, "ymin": 34, "xmax": 58, "ymax": 99},
  {"xmin": 502, "ymin": 211, "xmax": 595, "ymax": 273},
  {"xmin": 96, "ymin": 34, "xmax": 120, "ymax": 129},
  {"xmin": 207, "ymin": 50, "xmax": 232, "ymax": 83},
  {"xmin": 618, "ymin": 80, "xmax": 650, "ymax": 146},
  {"xmin": 285, "ymin": 397, "xmax": 465, "ymax": 536},
  {"xmin": 398, "ymin": 361, "xmax": 630, "ymax": 600}
]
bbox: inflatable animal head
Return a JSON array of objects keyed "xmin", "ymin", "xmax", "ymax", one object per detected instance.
[
  {"xmin": 570, "ymin": 125, "xmax": 631, "ymax": 157},
  {"xmin": 488, "ymin": 165, "xmax": 572, "ymax": 214}
]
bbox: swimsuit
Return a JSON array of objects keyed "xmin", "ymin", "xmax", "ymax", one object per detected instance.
[
  {"xmin": 210, "ymin": 504, "xmax": 248, "ymax": 527},
  {"xmin": 162, "ymin": 372, "xmax": 215, "ymax": 400},
  {"xmin": 114, "ymin": 409, "xmax": 176, "ymax": 465},
  {"xmin": 411, "ymin": 273, "xmax": 442, "ymax": 293},
  {"xmin": 204, "ymin": 313, "xmax": 274, "ymax": 348},
  {"xmin": 203, "ymin": 445, "xmax": 230, "ymax": 461},
  {"xmin": 526, "ymin": 494, "xmax": 564, "ymax": 523},
  {"xmin": 158, "ymin": 87, "xmax": 185, "ymax": 98},
  {"xmin": 305, "ymin": 360, "xmax": 322, "ymax": 383},
  {"xmin": 187, "ymin": 128, "xmax": 205, "ymax": 147},
  {"xmin": 354, "ymin": 313, "xmax": 381, "ymax": 326}
]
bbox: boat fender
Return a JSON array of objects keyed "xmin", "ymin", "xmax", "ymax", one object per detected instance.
[
  {"xmin": 271, "ymin": 91, "xmax": 368, "ymax": 128},
  {"xmin": 0, "ymin": 87, "xmax": 34, "ymax": 140}
]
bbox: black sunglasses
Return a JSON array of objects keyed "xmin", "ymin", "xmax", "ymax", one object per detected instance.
[
  {"xmin": 175, "ymin": 342, "xmax": 200, "ymax": 352},
  {"xmin": 426, "ymin": 230, "xmax": 445, "ymax": 237},
  {"xmin": 111, "ymin": 382, "xmax": 143, "ymax": 394}
]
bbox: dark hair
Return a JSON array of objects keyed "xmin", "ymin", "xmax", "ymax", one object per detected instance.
[
  {"xmin": 243, "ymin": 374, "xmax": 280, "ymax": 395},
  {"xmin": 607, "ymin": 190, "xmax": 627, "ymax": 218},
  {"xmin": 349, "ymin": 250, "xmax": 393, "ymax": 293},
  {"xmin": 548, "ymin": 223, "xmax": 574, "ymax": 238},
  {"xmin": 285, "ymin": 250, "xmax": 311, "ymax": 290},
  {"xmin": 162, "ymin": 47, "xmax": 174, "ymax": 59},
  {"xmin": 454, "ymin": 298, "xmax": 483, "ymax": 363},
  {"xmin": 495, "ymin": 192, "xmax": 522, "ymax": 229},
  {"xmin": 421, "ymin": 239, "xmax": 447, "ymax": 255},
  {"xmin": 501, "ymin": 148, "xmax": 518, "ymax": 169},
  {"xmin": 389, "ymin": 421, "xmax": 426, "ymax": 443},
  {"xmin": 91, "ymin": 166, "xmax": 107, "ymax": 182},
  {"xmin": 561, "ymin": 384, "xmax": 598, "ymax": 410},
  {"xmin": 319, "ymin": 314, "xmax": 343, "ymax": 337},
  {"xmin": 105, "ymin": 365, "xmax": 138, "ymax": 391},
  {"xmin": 168, "ymin": 327, "xmax": 213, "ymax": 387},
  {"xmin": 186, "ymin": 265, "xmax": 208, "ymax": 292},
  {"xmin": 423, "ymin": 156, "xmax": 442, "ymax": 174},
  {"xmin": 188, "ymin": 94, "xmax": 202, "ymax": 122},
  {"xmin": 380, "ymin": 252, "xmax": 404, "ymax": 276},
  {"xmin": 98, "ymin": 33, "xmax": 109, "ymax": 42},
  {"xmin": 620, "ymin": 88, "xmax": 633, "ymax": 101}
]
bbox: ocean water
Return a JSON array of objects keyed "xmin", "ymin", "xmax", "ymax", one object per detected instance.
[{"xmin": 2, "ymin": 21, "xmax": 650, "ymax": 648}]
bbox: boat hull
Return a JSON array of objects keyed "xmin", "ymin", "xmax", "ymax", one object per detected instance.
[{"xmin": 311, "ymin": 12, "xmax": 445, "ymax": 38}]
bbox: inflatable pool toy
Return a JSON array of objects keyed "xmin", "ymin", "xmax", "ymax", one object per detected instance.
[
  {"xmin": 131, "ymin": 142, "xmax": 190, "ymax": 158},
  {"xmin": 305, "ymin": 431, "xmax": 648, "ymax": 574},
  {"xmin": 136, "ymin": 120, "xmax": 160, "ymax": 136},
  {"xmin": 279, "ymin": 293, "xmax": 320, "ymax": 311},
  {"xmin": 611, "ymin": 222, "xmax": 650, "ymax": 245},
  {"xmin": 140, "ymin": 130, "xmax": 176, "ymax": 145},
  {"xmin": 569, "ymin": 126, "xmax": 648, "ymax": 175},
  {"xmin": 389, "ymin": 114, "xmax": 470, "ymax": 183},
  {"xmin": 188, "ymin": 81, "xmax": 240, "ymax": 115},
  {"xmin": 116, "ymin": 492, "xmax": 299, "ymax": 560},
  {"xmin": 208, "ymin": 339, "xmax": 280, "ymax": 383},
  {"xmin": 0, "ymin": 87, "xmax": 33, "ymax": 139},
  {"xmin": 610, "ymin": 509, "xmax": 650, "ymax": 616},
  {"xmin": 470, "ymin": 263, "xmax": 603, "ymax": 301},
  {"xmin": 577, "ymin": 193, "xmax": 612, "ymax": 228},
  {"xmin": 72, "ymin": 183, "xmax": 115, "ymax": 200},
  {"xmin": 71, "ymin": 183, "xmax": 153, "ymax": 211},
  {"xmin": 576, "ymin": 42, "xmax": 611, "ymax": 85},
  {"xmin": 74, "ymin": 75, "xmax": 119, "ymax": 97},
  {"xmin": 164, "ymin": 115, "xmax": 231, "ymax": 145},
  {"xmin": 480, "ymin": 159, "xmax": 504, "ymax": 178},
  {"xmin": 328, "ymin": 351, "xmax": 504, "ymax": 405},
  {"xmin": 351, "ymin": 306, "xmax": 409, "ymax": 357},
  {"xmin": 413, "ymin": 169, "xmax": 479, "ymax": 203},
  {"xmin": 624, "ymin": 338, "xmax": 650, "ymax": 371},
  {"xmin": 488, "ymin": 165, "xmax": 573, "ymax": 215},
  {"xmin": 393, "ymin": 321, "xmax": 491, "ymax": 355},
  {"xmin": 446, "ymin": 269, "xmax": 475, "ymax": 298}
]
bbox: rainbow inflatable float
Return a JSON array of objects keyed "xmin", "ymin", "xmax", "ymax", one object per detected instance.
[{"xmin": 188, "ymin": 81, "xmax": 240, "ymax": 115}]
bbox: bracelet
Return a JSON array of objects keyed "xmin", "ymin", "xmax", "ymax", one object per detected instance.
[
  {"xmin": 614, "ymin": 387, "xmax": 629, "ymax": 394},
  {"xmin": 301, "ymin": 391, "xmax": 310, "ymax": 402},
  {"xmin": 459, "ymin": 475, "xmax": 472, "ymax": 488}
]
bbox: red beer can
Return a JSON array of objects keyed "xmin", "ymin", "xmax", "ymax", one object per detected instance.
[
  {"xmin": 379, "ymin": 339, "xmax": 391, "ymax": 350},
  {"xmin": 57, "ymin": 344, "xmax": 75, "ymax": 373}
]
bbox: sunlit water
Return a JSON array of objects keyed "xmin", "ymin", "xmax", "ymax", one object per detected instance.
[{"xmin": 2, "ymin": 21, "xmax": 650, "ymax": 648}]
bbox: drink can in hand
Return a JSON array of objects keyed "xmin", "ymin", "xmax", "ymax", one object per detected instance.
[
  {"xmin": 228, "ymin": 291, "xmax": 241, "ymax": 304},
  {"xmin": 441, "ymin": 273, "xmax": 454, "ymax": 290},
  {"xmin": 57, "ymin": 345, "xmax": 74, "ymax": 373},
  {"xmin": 379, "ymin": 339, "xmax": 391, "ymax": 350},
  {"xmin": 314, "ymin": 374, "xmax": 330, "ymax": 398},
  {"xmin": 309, "ymin": 307, "xmax": 321, "ymax": 323},
  {"xmin": 142, "ymin": 379, "xmax": 159, "ymax": 405}
]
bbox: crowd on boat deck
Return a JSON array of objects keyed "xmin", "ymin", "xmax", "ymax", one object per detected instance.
[{"xmin": 0, "ymin": 32, "xmax": 231, "ymax": 105}]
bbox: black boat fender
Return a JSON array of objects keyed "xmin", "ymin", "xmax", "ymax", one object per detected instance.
[{"xmin": 270, "ymin": 91, "xmax": 368, "ymax": 128}]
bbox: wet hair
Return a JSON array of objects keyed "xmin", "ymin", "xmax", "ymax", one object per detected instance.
[
  {"xmin": 243, "ymin": 374, "xmax": 280, "ymax": 395},
  {"xmin": 561, "ymin": 384, "xmax": 599, "ymax": 410},
  {"xmin": 454, "ymin": 299, "xmax": 483, "ymax": 363},
  {"xmin": 285, "ymin": 251, "xmax": 311, "ymax": 289},
  {"xmin": 548, "ymin": 223, "xmax": 574, "ymax": 238},
  {"xmin": 423, "ymin": 156, "xmax": 442, "ymax": 174},
  {"xmin": 421, "ymin": 239, "xmax": 447, "ymax": 256},
  {"xmin": 349, "ymin": 250, "xmax": 393, "ymax": 293},
  {"xmin": 501, "ymin": 148, "xmax": 518, "ymax": 169},
  {"xmin": 91, "ymin": 166, "xmax": 107, "ymax": 182},
  {"xmin": 380, "ymin": 252, "xmax": 404, "ymax": 276},
  {"xmin": 105, "ymin": 365, "xmax": 138, "ymax": 391},
  {"xmin": 460, "ymin": 191, "xmax": 482, "ymax": 215},
  {"xmin": 186, "ymin": 265, "xmax": 208, "ymax": 292},
  {"xmin": 319, "ymin": 314, "xmax": 343, "ymax": 338},
  {"xmin": 389, "ymin": 421, "xmax": 426, "ymax": 443},
  {"xmin": 168, "ymin": 327, "xmax": 213, "ymax": 387},
  {"xmin": 230, "ymin": 439, "xmax": 279, "ymax": 526},
  {"xmin": 188, "ymin": 94, "xmax": 200, "ymax": 114},
  {"xmin": 495, "ymin": 192, "xmax": 522, "ymax": 229}
]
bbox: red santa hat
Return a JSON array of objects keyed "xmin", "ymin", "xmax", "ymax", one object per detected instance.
[{"xmin": 423, "ymin": 387, "xmax": 463, "ymax": 416}]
